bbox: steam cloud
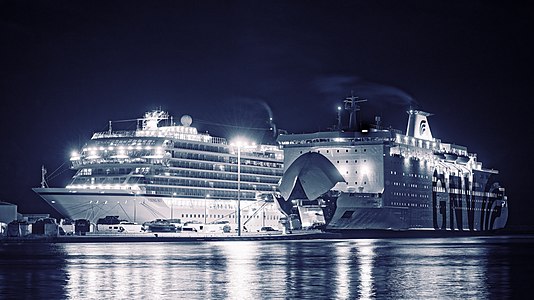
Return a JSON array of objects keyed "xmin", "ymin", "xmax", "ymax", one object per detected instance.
[{"xmin": 314, "ymin": 75, "xmax": 417, "ymax": 107}]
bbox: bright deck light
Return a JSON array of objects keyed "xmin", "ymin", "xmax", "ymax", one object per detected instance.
[{"xmin": 230, "ymin": 137, "xmax": 256, "ymax": 148}]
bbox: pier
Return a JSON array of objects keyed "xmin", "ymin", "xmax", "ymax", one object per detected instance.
[{"xmin": 0, "ymin": 230, "xmax": 340, "ymax": 244}]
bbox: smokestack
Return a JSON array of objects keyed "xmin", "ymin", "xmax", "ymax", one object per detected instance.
[{"xmin": 406, "ymin": 109, "xmax": 433, "ymax": 141}]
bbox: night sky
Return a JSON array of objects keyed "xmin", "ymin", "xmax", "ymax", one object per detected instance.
[{"xmin": 1, "ymin": 1, "xmax": 533, "ymax": 227}]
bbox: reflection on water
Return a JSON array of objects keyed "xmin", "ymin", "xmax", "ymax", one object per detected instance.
[{"xmin": 0, "ymin": 236, "xmax": 530, "ymax": 299}]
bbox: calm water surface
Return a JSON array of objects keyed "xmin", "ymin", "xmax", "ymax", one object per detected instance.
[{"xmin": 1, "ymin": 236, "xmax": 533, "ymax": 299}]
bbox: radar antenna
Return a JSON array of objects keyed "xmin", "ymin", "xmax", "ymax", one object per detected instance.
[
  {"xmin": 141, "ymin": 110, "xmax": 169, "ymax": 130},
  {"xmin": 344, "ymin": 91, "xmax": 367, "ymax": 130}
]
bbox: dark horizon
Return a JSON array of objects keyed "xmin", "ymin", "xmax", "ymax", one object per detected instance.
[{"xmin": 1, "ymin": 0, "xmax": 533, "ymax": 227}]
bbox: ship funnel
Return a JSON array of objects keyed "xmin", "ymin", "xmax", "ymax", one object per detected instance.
[{"xmin": 406, "ymin": 109, "xmax": 433, "ymax": 141}]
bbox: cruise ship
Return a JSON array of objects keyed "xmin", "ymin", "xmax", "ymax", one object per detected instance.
[
  {"xmin": 276, "ymin": 96, "xmax": 508, "ymax": 233},
  {"xmin": 33, "ymin": 110, "xmax": 285, "ymax": 232}
]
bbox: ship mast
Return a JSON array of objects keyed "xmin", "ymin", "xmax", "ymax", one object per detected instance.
[
  {"xmin": 344, "ymin": 92, "xmax": 367, "ymax": 131},
  {"xmin": 41, "ymin": 165, "xmax": 48, "ymax": 188}
]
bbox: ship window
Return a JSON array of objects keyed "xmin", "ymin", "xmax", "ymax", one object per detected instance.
[
  {"xmin": 346, "ymin": 150, "xmax": 348, "ymax": 152},
  {"xmin": 341, "ymin": 211, "xmax": 354, "ymax": 219},
  {"xmin": 337, "ymin": 150, "xmax": 339, "ymax": 153},
  {"xmin": 326, "ymin": 150, "xmax": 329, "ymax": 153},
  {"xmin": 355, "ymin": 160, "xmax": 357, "ymax": 163}
]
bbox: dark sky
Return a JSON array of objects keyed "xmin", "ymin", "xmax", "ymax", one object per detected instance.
[{"xmin": 1, "ymin": 0, "xmax": 533, "ymax": 227}]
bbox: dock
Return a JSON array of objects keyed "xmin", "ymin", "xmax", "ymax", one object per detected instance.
[
  {"xmin": 1, "ymin": 228, "xmax": 523, "ymax": 244},
  {"xmin": 0, "ymin": 230, "xmax": 341, "ymax": 244}
]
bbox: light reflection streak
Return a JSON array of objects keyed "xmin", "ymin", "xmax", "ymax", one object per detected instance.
[
  {"xmin": 63, "ymin": 244, "xmax": 173, "ymax": 299},
  {"xmin": 374, "ymin": 239, "xmax": 490, "ymax": 299},
  {"xmin": 335, "ymin": 243, "xmax": 351, "ymax": 299},
  {"xmin": 36, "ymin": 238, "xmax": 510, "ymax": 299},
  {"xmin": 215, "ymin": 241, "xmax": 259, "ymax": 299},
  {"xmin": 355, "ymin": 240, "xmax": 376, "ymax": 300}
]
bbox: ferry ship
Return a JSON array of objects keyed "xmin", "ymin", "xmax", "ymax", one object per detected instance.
[
  {"xmin": 276, "ymin": 96, "xmax": 508, "ymax": 233},
  {"xmin": 33, "ymin": 110, "xmax": 285, "ymax": 232}
]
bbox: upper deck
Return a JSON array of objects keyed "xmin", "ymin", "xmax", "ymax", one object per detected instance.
[
  {"xmin": 92, "ymin": 110, "xmax": 228, "ymax": 145},
  {"xmin": 278, "ymin": 127, "xmax": 468, "ymax": 157},
  {"xmin": 71, "ymin": 110, "xmax": 283, "ymax": 168},
  {"xmin": 277, "ymin": 108, "xmax": 488, "ymax": 172}
]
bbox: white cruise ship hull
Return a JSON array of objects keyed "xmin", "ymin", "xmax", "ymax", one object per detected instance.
[{"xmin": 33, "ymin": 188, "xmax": 283, "ymax": 231}]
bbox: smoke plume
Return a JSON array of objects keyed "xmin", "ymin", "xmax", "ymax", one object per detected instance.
[{"xmin": 314, "ymin": 75, "xmax": 417, "ymax": 107}]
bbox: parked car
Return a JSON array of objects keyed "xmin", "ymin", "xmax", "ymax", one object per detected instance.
[{"xmin": 259, "ymin": 226, "xmax": 278, "ymax": 232}]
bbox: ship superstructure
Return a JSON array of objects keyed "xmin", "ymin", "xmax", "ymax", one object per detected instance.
[
  {"xmin": 34, "ymin": 110, "xmax": 285, "ymax": 231},
  {"xmin": 277, "ymin": 97, "xmax": 508, "ymax": 232}
]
